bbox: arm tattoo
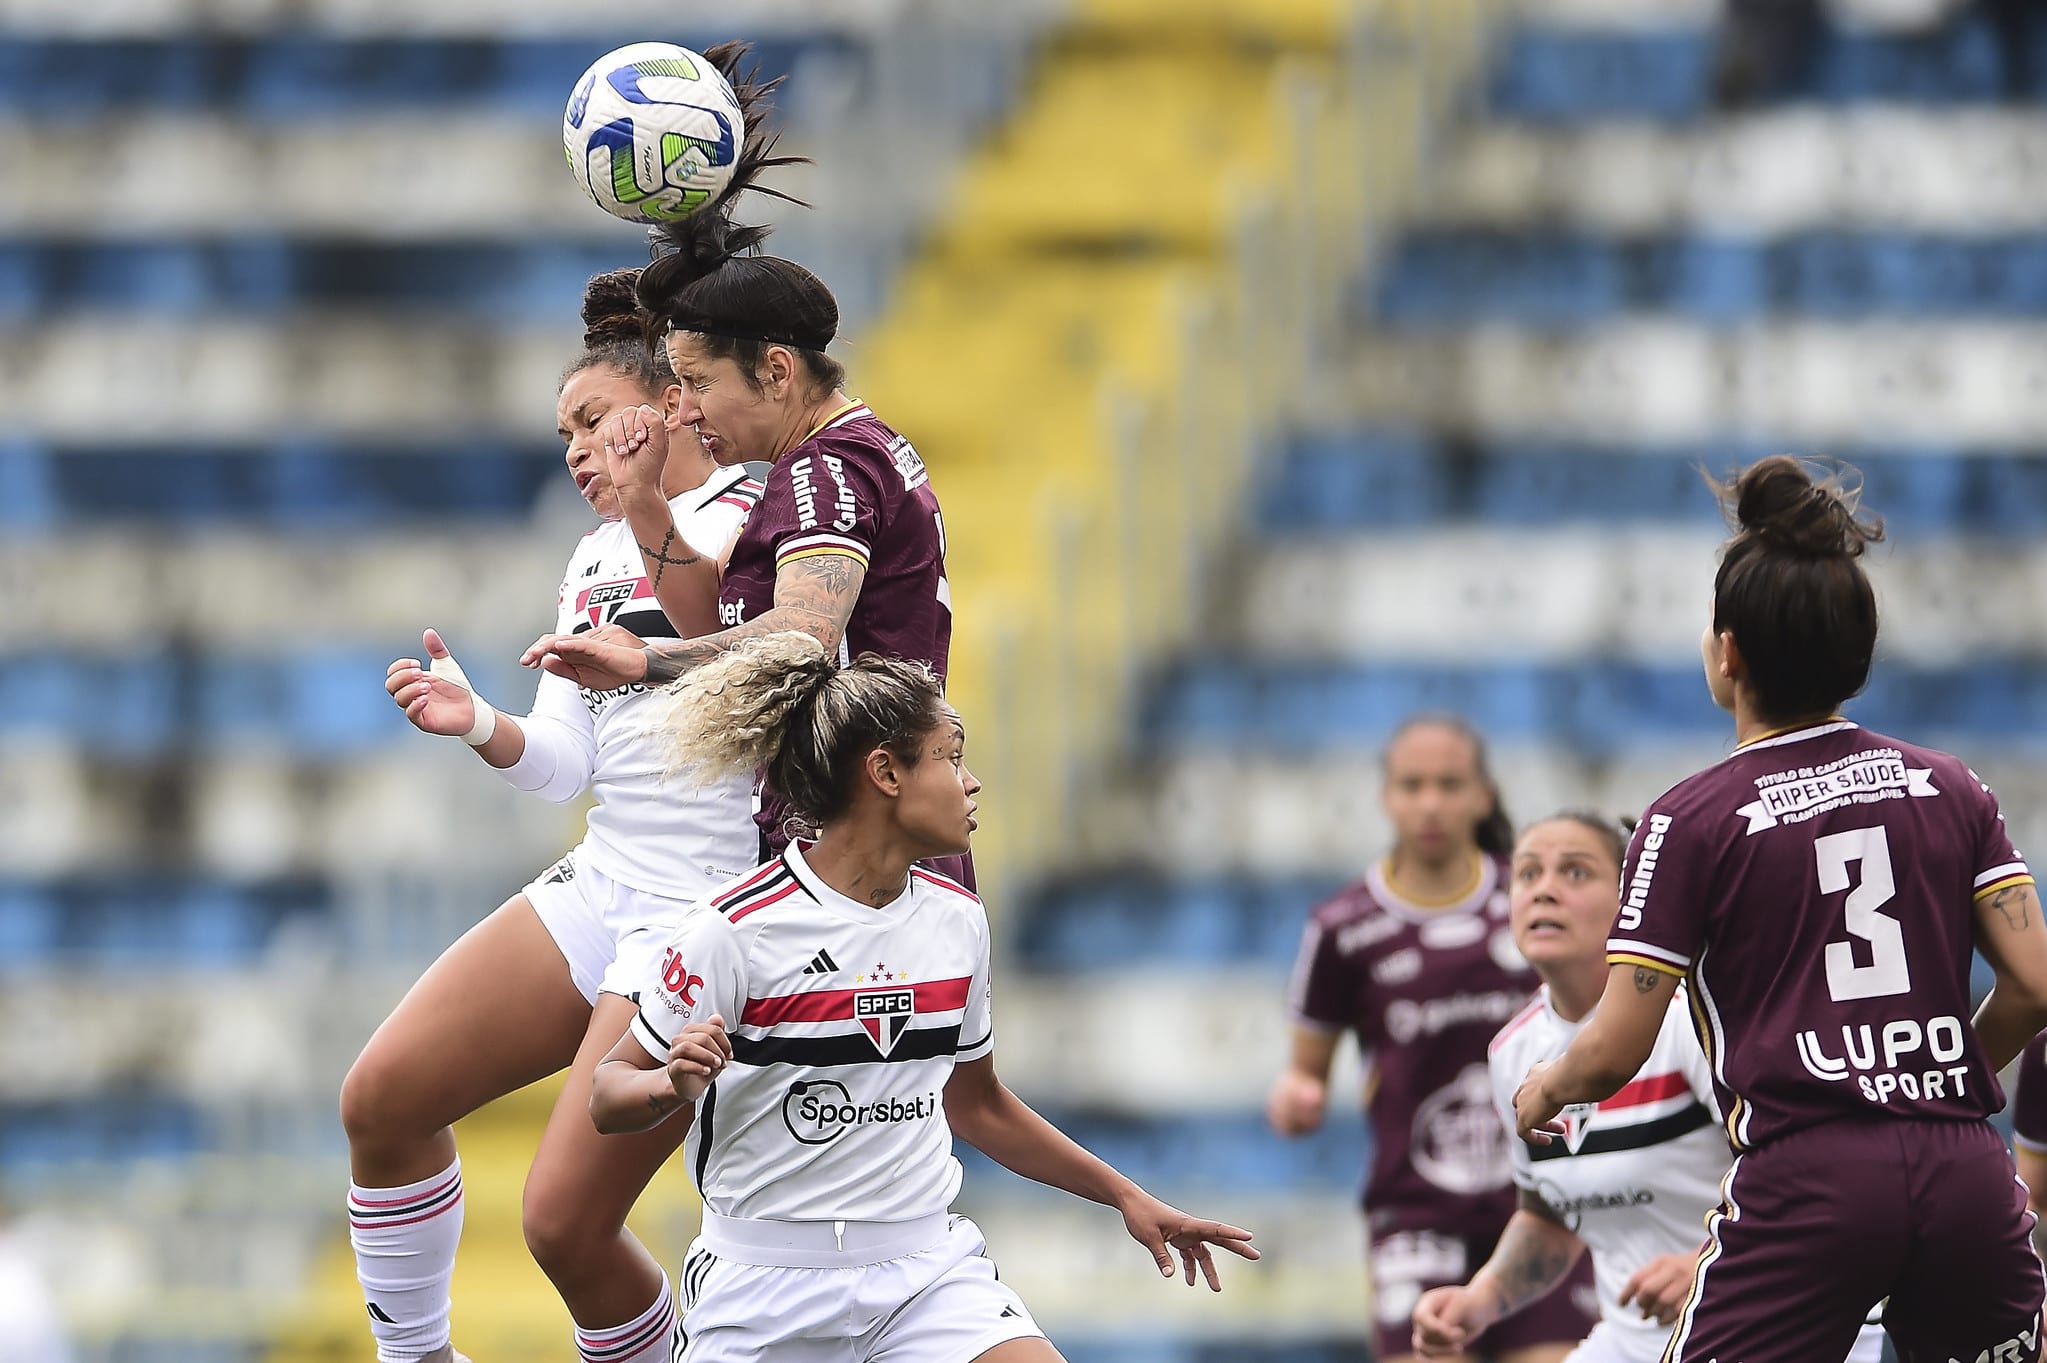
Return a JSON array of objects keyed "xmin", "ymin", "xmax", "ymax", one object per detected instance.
[
  {"xmin": 1989, "ymin": 885, "xmax": 2035, "ymax": 933},
  {"xmin": 1485, "ymin": 1210, "xmax": 1582, "ymax": 1314},
  {"xmin": 642, "ymin": 553, "xmax": 868, "ymax": 686},
  {"xmin": 639, "ymin": 526, "xmax": 702, "ymax": 591},
  {"xmin": 1634, "ymin": 966, "xmax": 1663, "ymax": 995},
  {"xmin": 646, "ymin": 1087, "xmax": 680, "ymax": 1118}
]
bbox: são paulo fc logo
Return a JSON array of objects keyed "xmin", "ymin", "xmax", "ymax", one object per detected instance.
[{"xmin": 855, "ymin": 988, "xmax": 915, "ymax": 1057}]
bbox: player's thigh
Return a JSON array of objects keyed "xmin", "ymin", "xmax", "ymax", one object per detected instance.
[
  {"xmin": 523, "ymin": 990, "xmax": 693, "ymax": 1246},
  {"xmin": 1886, "ymin": 1122, "xmax": 2045, "ymax": 1363},
  {"xmin": 969, "ymin": 1340, "xmax": 1064, "ymax": 1363},
  {"xmin": 342, "ymin": 894, "xmax": 589, "ymax": 1141}
]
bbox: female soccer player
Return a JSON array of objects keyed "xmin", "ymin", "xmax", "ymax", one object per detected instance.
[
  {"xmin": 1415, "ymin": 812, "xmax": 1884, "ymax": 1363},
  {"xmin": 339, "ymin": 269, "xmax": 761, "ymax": 1363},
  {"xmin": 2009, "ymin": 1033, "xmax": 2047, "ymax": 1261},
  {"xmin": 519, "ymin": 100, "xmax": 965, "ymax": 882},
  {"xmin": 1269, "ymin": 715, "xmax": 1595, "ymax": 1363},
  {"xmin": 589, "ymin": 635, "xmax": 1259, "ymax": 1361},
  {"xmin": 1515, "ymin": 456, "xmax": 2047, "ymax": 1363}
]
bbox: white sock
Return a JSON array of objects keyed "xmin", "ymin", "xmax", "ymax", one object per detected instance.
[
  {"xmin": 348, "ymin": 1157, "xmax": 464, "ymax": 1362},
  {"xmin": 575, "ymin": 1274, "xmax": 676, "ymax": 1363}
]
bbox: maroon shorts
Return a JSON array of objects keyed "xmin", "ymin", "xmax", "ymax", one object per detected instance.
[
  {"xmin": 1368, "ymin": 1221, "xmax": 1597, "ymax": 1361},
  {"xmin": 1669, "ymin": 1117, "xmax": 2043, "ymax": 1363}
]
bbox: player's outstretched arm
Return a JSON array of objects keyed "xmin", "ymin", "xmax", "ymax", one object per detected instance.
[
  {"xmin": 942, "ymin": 1056, "xmax": 1259, "ymax": 1290},
  {"xmin": 521, "ymin": 554, "xmax": 865, "ymax": 690},
  {"xmin": 590, "ymin": 1015, "xmax": 728, "ymax": 1135},
  {"xmin": 1412, "ymin": 1195, "xmax": 1585, "ymax": 1356},
  {"xmin": 1972, "ymin": 881, "xmax": 2047, "ymax": 1072},
  {"xmin": 1515, "ymin": 963, "xmax": 1676, "ymax": 1142}
]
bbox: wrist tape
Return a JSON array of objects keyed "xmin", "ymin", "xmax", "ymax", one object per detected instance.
[{"xmin": 428, "ymin": 650, "xmax": 499, "ymax": 746}]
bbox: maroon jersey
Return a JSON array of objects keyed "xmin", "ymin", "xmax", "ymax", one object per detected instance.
[
  {"xmin": 719, "ymin": 401, "xmax": 952, "ymax": 855},
  {"xmin": 1607, "ymin": 720, "xmax": 2034, "ymax": 1152},
  {"xmin": 1288, "ymin": 855, "xmax": 1537, "ymax": 1224},
  {"xmin": 2014, "ymin": 1032, "xmax": 2047, "ymax": 1154}
]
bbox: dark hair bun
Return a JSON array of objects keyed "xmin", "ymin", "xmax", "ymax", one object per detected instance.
[
  {"xmin": 1721, "ymin": 455, "xmax": 1885, "ymax": 559},
  {"xmin": 579, "ymin": 267, "xmax": 649, "ymax": 348},
  {"xmin": 638, "ymin": 41, "xmax": 807, "ymax": 313}
]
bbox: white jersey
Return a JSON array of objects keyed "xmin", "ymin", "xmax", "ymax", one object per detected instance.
[
  {"xmin": 628, "ymin": 843, "xmax": 995, "ymax": 1223},
  {"xmin": 1489, "ymin": 987, "xmax": 1726, "ymax": 1363},
  {"xmin": 506, "ymin": 463, "xmax": 764, "ymax": 895}
]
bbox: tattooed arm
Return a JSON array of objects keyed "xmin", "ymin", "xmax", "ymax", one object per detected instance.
[
  {"xmin": 1971, "ymin": 880, "xmax": 2047, "ymax": 1071},
  {"xmin": 1517, "ymin": 963, "xmax": 1677, "ymax": 1137},
  {"xmin": 1410, "ymin": 1193, "xmax": 1586, "ymax": 1354},
  {"xmin": 612, "ymin": 486, "xmax": 721, "ymax": 638},
  {"xmin": 642, "ymin": 552, "xmax": 864, "ymax": 684},
  {"xmin": 526, "ymin": 553, "xmax": 866, "ymax": 691},
  {"xmin": 1474, "ymin": 1194, "xmax": 1589, "ymax": 1315}
]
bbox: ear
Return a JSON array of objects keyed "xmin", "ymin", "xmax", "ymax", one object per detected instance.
[
  {"xmin": 657, "ymin": 382, "xmax": 686, "ymax": 430},
  {"xmin": 1718, "ymin": 630, "xmax": 1745, "ymax": 682},
  {"xmin": 763, "ymin": 344, "xmax": 797, "ymax": 399},
  {"xmin": 864, "ymin": 746, "xmax": 903, "ymax": 800}
]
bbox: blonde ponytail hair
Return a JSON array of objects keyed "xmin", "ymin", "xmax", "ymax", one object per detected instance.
[{"xmin": 659, "ymin": 633, "xmax": 947, "ymax": 833}]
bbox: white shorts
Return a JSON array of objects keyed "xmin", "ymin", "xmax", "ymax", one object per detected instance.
[
  {"xmin": 523, "ymin": 845, "xmax": 692, "ymax": 1005},
  {"xmin": 675, "ymin": 1212, "xmax": 1044, "ymax": 1363}
]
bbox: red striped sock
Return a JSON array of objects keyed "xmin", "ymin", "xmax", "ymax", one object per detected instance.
[{"xmin": 348, "ymin": 1158, "xmax": 464, "ymax": 1361}]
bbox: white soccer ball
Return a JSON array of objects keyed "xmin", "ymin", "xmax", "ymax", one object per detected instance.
[{"xmin": 563, "ymin": 42, "xmax": 744, "ymax": 224}]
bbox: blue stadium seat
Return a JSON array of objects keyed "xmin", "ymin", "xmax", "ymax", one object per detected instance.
[
  {"xmin": 0, "ymin": 1099, "xmax": 204, "ymax": 1168},
  {"xmin": 1139, "ymin": 661, "xmax": 2047, "ymax": 755},
  {"xmin": 38, "ymin": 442, "xmax": 560, "ymax": 522},
  {"xmin": 0, "ymin": 886, "xmax": 60, "ymax": 964},
  {"xmin": 0, "ymin": 442, "xmax": 59, "ymax": 528},
  {"xmin": 1015, "ymin": 876, "xmax": 1347, "ymax": 971},
  {"xmin": 1369, "ymin": 232, "xmax": 2047, "ymax": 325},
  {"xmin": 1487, "ymin": 12, "xmax": 2047, "ymax": 123},
  {"xmin": 1259, "ymin": 432, "xmax": 2047, "ymax": 536},
  {"xmin": 0, "ymin": 35, "xmax": 824, "ymax": 117}
]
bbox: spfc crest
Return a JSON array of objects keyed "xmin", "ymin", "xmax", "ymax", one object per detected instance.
[
  {"xmin": 854, "ymin": 988, "xmax": 914, "ymax": 1057},
  {"xmin": 578, "ymin": 579, "xmax": 639, "ymax": 628},
  {"xmin": 1556, "ymin": 1102, "xmax": 1596, "ymax": 1155}
]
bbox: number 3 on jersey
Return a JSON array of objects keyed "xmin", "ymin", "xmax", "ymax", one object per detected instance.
[{"xmin": 1818, "ymin": 825, "xmax": 1911, "ymax": 1002}]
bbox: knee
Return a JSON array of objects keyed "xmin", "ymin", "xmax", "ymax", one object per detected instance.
[
  {"xmin": 522, "ymin": 1179, "xmax": 600, "ymax": 1280},
  {"xmin": 339, "ymin": 1044, "xmax": 419, "ymax": 1153}
]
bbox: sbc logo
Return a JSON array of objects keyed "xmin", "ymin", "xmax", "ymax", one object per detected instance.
[{"xmin": 661, "ymin": 948, "xmax": 704, "ymax": 1009}]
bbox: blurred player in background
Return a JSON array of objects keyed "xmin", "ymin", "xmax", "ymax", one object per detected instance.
[
  {"xmin": 2009, "ymin": 1032, "xmax": 2047, "ymax": 1261},
  {"xmin": 1517, "ymin": 456, "xmax": 2047, "ymax": 1363},
  {"xmin": 338, "ymin": 269, "xmax": 760, "ymax": 1363},
  {"xmin": 1416, "ymin": 812, "xmax": 1883, "ymax": 1363},
  {"xmin": 588, "ymin": 634, "xmax": 1259, "ymax": 1362},
  {"xmin": 1269, "ymin": 715, "xmax": 1595, "ymax": 1363},
  {"xmin": 521, "ymin": 80, "xmax": 967, "ymax": 885}
]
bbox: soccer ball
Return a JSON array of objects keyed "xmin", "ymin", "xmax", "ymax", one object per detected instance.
[{"xmin": 563, "ymin": 42, "xmax": 744, "ymax": 224}]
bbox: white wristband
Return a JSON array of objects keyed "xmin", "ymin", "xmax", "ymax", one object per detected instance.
[{"xmin": 428, "ymin": 651, "xmax": 499, "ymax": 747}]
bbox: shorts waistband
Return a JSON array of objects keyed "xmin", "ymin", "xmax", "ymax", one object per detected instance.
[{"xmin": 696, "ymin": 1210, "xmax": 951, "ymax": 1268}]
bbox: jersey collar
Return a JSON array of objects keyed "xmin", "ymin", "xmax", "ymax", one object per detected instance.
[{"xmin": 781, "ymin": 841, "xmax": 912, "ymax": 919}]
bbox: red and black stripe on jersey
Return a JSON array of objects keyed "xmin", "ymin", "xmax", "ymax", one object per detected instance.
[
  {"xmin": 1527, "ymin": 1070, "xmax": 1712, "ymax": 1163},
  {"xmin": 714, "ymin": 860, "xmax": 802, "ymax": 923},
  {"xmin": 733, "ymin": 975, "xmax": 971, "ymax": 1068}
]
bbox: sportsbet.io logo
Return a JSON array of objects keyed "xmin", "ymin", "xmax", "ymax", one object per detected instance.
[{"xmin": 781, "ymin": 1080, "xmax": 938, "ymax": 1145}]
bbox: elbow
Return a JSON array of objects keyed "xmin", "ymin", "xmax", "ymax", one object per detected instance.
[{"xmin": 588, "ymin": 1096, "xmax": 638, "ymax": 1136}]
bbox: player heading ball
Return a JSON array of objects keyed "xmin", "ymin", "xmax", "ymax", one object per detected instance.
[{"xmin": 590, "ymin": 635, "xmax": 1259, "ymax": 1363}]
